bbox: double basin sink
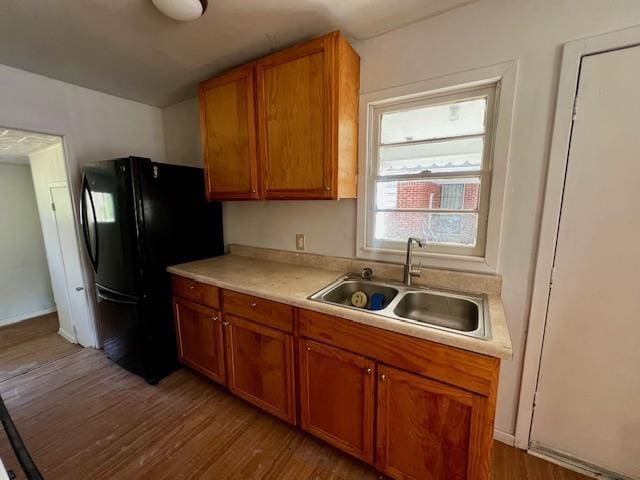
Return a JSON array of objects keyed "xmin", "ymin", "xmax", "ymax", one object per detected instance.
[{"xmin": 309, "ymin": 275, "xmax": 490, "ymax": 340}]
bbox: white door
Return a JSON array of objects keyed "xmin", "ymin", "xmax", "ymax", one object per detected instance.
[
  {"xmin": 50, "ymin": 185, "xmax": 93, "ymax": 346},
  {"xmin": 530, "ymin": 46, "xmax": 640, "ymax": 478}
]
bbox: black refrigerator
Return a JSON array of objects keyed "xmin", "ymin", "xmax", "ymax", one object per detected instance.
[{"xmin": 80, "ymin": 156, "xmax": 223, "ymax": 384}]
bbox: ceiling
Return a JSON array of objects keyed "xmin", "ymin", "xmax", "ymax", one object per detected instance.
[
  {"xmin": 0, "ymin": 128, "xmax": 61, "ymax": 164},
  {"xmin": 0, "ymin": 0, "xmax": 478, "ymax": 107}
]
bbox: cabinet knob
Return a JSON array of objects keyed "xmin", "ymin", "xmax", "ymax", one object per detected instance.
[
  {"xmin": 325, "ymin": 186, "xmax": 331, "ymax": 191},
  {"xmin": 223, "ymin": 321, "xmax": 229, "ymax": 326},
  {"xmin": 365, "ymin": 367, "xmax": 372, "ymax": 375},
  {"xmin": 251, "ymin": 189, "xmax": 256, "ymax": 193},
  {"xmin": 212, "ymin": 316, "xmax": 219, "ymax": 321},
  {"xmin": 188, "ymin": 285, "xmax": 195, "ymax": 290},
  {"xmin": 380, "ymin": 374, "xmax": 386, "ymax": 382},
  {"xmin": 250, "ymin": 302, "xmax": 257, "ymax": 308}
]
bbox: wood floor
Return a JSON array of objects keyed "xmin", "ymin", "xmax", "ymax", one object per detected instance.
[{"xmin": 0, "ymin": 316, "xmax": 590, "ymax": 480}]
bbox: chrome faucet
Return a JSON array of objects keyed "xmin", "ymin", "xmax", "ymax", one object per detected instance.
[{"xmin": 403, "ymin": 237, "xmax": 424, "ymax": 286}]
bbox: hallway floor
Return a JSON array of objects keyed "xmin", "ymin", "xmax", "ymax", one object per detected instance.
[{"xmin": 0, "ymin": 316, "xmax": 589, "ymax": 480}]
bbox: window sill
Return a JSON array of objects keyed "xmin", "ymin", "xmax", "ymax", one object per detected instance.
[{"xmin": 357, "ymin": 246, "xmax": 495, "ymax": 274}]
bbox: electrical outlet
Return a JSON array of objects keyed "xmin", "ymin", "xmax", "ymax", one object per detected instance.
[{"xmin": 296, "ymin": 234, "xmax": 305, "ymax": 251}]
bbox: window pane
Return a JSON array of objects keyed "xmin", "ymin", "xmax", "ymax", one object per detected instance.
[
  {"xmin": 374, "ymin": 212, "xmax": 478, "ymax": 247},
  {"xmin": 379, "ymin": 137, "xmax": 484, "ymax": 176},
  {"xmin": 380, "ymin": 98, "xmax": 486, "ymax": 145},
  {"xmin": 376, "ymin": 178, "xmax": 480, "ymax": 210}
]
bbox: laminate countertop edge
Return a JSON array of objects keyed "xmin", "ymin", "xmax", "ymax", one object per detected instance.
[{"xmin": 167, "ymin": 255, "xmax": 513, "ymax": 360}]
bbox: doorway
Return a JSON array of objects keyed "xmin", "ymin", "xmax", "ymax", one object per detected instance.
[
  {"xmin": 0, "ymin": 127, "xmax": 93, "ymax": 368},
  {"xmin": 527, "ymin": 45, "xmax": 640, "ymax": 479}
]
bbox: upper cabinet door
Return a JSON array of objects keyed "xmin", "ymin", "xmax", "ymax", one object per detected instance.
[
  {"xmin": 256, "ymin": 32, "xmax": 359, "ymax": 200},
  {"xmin": 199, "ymin": 65, "xmax": 259, "ymax": 200},
  {"xmin": 256, "ymin": 35, "xmax": 333, "ymax": 199}
]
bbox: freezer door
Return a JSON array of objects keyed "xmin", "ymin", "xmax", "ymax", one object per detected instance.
[
  {"xmin": 96, "ymin": 285, "xmax": 177, "ymax": 384},
  {"xmin": 82, "ymin": 159, "xmax": 143, "ymax": 297}
]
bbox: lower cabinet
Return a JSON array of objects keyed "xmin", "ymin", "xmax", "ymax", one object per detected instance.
[
  {"xmin": 223, "ymin": 313, "xmax": 296, "ymax": 424},
  {"xmin": 173, "ymin": 297, "xmax": 226, "ymax": 384},
  {"xmin": 172, "ymin": 278, "xmax": 499, "ymax": 480},
  {"xmin": 298, "ymin": 339, "xmax": 375, "ymax": 462},
  {"xmin": 376, "ymin": 364, "xmax": 479, "ymax": 480}
]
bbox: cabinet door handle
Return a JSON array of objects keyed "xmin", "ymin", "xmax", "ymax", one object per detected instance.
[
  {"xmin": 365, "ymin": 367, "xmax": 372, "ymax": 376},
  {"xmin": 223, "ymin": 321, "xmax": 229, "ymax": 326},
  {"xmin": 212, "ymin": 316, "xmax": 219, "ymax": 321},
  {"xmin": 250, "ymin": 302, "xmax": 257, "ymax": 308},
  {"xmin": 380, "ymin": 374, "xmax": 386, "ymax": 382},
  {"xmin": 188, "ymin": 285, "xmax": 195, "ymax": 290}
]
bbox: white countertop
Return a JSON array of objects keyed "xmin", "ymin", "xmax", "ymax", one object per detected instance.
[{"xmin": 168, "ymin": 254, "xmax": 512, "ymax": 359}]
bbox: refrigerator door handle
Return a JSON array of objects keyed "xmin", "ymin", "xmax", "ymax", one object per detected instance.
[
  {"xmin": 81, "ymin": 176, "xmax": 99, "ymax": 270},
  {"xmin": 96, "ymin": 285, "xmax": 144, "ymax": 305}
]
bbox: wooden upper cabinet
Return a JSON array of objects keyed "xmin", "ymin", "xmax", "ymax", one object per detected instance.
[
  {"xmin": 198, "ymin": 31, "xmax": 359, "ymax": 201},
  {"xmin": 173, "ymin": 297, "xmax": 226, "ymax": 385},
  {"xmin": 298, "ymin": 339, "xmax": 375, "ymax": 462},
  {"xmin": 199, "ymin": 64, "xmax": 259, "ymax": 200},
  {"xmin": 256, "ymin": 31, "xmax": 359, "ymax": 199},
  {"xmin": 376, "ymin": 364, "xmax": 484, "ymax": 480}
]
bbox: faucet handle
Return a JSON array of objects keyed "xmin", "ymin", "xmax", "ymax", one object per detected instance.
[{"xmin": 411, "ymin": 262, "xmax": 422, "ymax": 277}]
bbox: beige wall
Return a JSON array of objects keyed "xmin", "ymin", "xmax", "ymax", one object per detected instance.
[
  {"xmin": 161, "ymin": 0, "xmax": 640, "ymax": 437},
  {"xmin": 0, "ymin": 162, "xmax": 54, "ymax": 326}
]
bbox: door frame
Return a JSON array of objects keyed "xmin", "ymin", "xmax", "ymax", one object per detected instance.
[
  {"xmin": 515, "ymin": 25, "xmax": 640, "ymax": 450},
  {"xmin": 0, "ymin": 122, "xmax": 98, "ymax": 347}
]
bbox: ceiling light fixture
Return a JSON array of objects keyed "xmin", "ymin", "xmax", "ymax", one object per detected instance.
[{"xmin": 152, "ymin": 0, "xmax": 207, "ymax": 22}]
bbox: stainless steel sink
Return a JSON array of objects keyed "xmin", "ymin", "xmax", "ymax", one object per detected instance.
[
  {"xmin": 319, "ymin": 279, "xmax": 399, "ymax": 310},
  {"xmin": 393, "ymin": 292, "xmax": 478, "ymax": 332},
  {"xmin": 309, "ymin": 274, "xmax": 490, "ymax": 340}
]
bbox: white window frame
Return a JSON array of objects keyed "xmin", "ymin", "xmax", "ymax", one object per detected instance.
[
  {"xmin": 368, "ymin": 85, "xmax": 496, "ymax": 257},
  {"xmin": 356, "ymin": 62, "xmax": 517, "ymax": 273}
]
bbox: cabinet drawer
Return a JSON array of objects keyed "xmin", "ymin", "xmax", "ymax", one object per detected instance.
[
  {"xmin": 172, "ymin": 275, "xmax": 220, "ymax": 309},
  {"xmin": 222, "ymin": 290, "xmax": 293, "ymax": 332}
]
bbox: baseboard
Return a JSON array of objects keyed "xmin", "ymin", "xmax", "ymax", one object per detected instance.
[
  {"xmin": 493, "ymin": 429, "xmax": 515, "ymax": 446},
  {"xmin": 0, "ymin": 307, "xmax": 57, "ymax": 328},
  {"xmin": 528, "ymin": 445, "xmax": 633, "ymax": 480},
  {"xmin": 58, "ymin": 327, "xmax": 77, "ymax": 344}
]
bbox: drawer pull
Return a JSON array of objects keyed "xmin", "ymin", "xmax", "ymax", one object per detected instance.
[{"xmin": 250, "ymin": 302, "xmax": 257, "ymax": 308}]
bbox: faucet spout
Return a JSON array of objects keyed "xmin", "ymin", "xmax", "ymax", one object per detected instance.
[{"xmin": 403, "ymin": 237, "xmax": 425, "ymax": 286}]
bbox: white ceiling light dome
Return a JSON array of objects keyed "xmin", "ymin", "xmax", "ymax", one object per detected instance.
[{"xmin": 152, "ymin": 0, "xmax": 208, "ymax": 21}]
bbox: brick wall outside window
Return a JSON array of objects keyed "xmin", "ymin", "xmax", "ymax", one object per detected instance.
[{"xmin": 378, "ymin": 182, "xmax": 479, "ymax": 244}]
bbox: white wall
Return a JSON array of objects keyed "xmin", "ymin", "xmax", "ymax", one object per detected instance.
[
  {"xmin": 162, "ymin": 98, "xmax": 203, "ymax": 168},
  {"xmin": 0, "ymin": 162, "xmax": 54, "ymax": 326},
  {"xmin": 160, "ymin": 0, "xmax": 640, "ymax": 437},
  {"xmin": 0, "ymin": 64, "xmax": 166, "ymax": 345}
]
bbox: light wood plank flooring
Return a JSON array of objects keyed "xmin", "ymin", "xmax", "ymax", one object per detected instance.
[{"xmin": 0, "ymin": 316, "xmax": 589, "ymax": 480}]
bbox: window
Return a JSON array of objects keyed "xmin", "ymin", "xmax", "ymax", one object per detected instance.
[{"xmin": 365, "ymin": 85, "xmax": 497, "ymax": 258}]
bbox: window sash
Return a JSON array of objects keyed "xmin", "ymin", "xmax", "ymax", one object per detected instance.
[{"xmin": 366, "ymin": 84, "xmax": 497, "ymax": 258}]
